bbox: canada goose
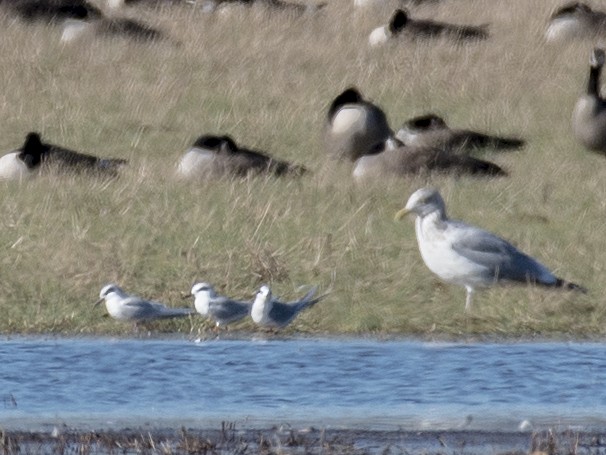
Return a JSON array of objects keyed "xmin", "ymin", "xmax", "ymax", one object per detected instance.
[
  {"xmin": 61, "ymin": 13, "xmax": 167, "ymax": 43},
  {"xmin": 369, "ymin": 8, "xmax": 488, "ymax": 46},
  {"xmin": 257, "ymin": 0, "xmax": 326, "ymax": 14},
  {"xmin": 1, "ymin": 0, "xmax": 102, "ymax": 23},
  {"xmin": 368, "ymin": 8, "xmax": 407, "ymax": 46},
  {"xmin": 546, "ymin": 2, "xmax": 606, "ymax": 42},
  {"xmin": 324, "ymin": 87, "xmax": 392, "ymax": 162},
  {"xmin": 177, "ymin": 134, "xmax": 307, "ymax": 179},
  {"xmin": 105, "ymin": 0, "xmax": 186, "ymax": 8},
  {"xmin": 572, "ymin": 48, "xmax": 606, "ymax": 152},
  {"xmin": 395, "ymin": 114, "xmax": 525, "ymax": 153},
  {"xmin": 202, "ymin": 0, "xmax": 325, "ymax": 15},
  {"xmin": 352, "ymin": 137, "xmax": 506, "ymax": 181},
  {"xmin": 0, "ymin": 132, "xmax": 127, "ymax": 180},
  {"xmin": 354, "ymin": 0, "xmax": 439, "ymax": 9}
]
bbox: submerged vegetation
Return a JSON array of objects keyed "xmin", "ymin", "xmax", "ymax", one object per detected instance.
[
  {"xmin": 0, "ymin": 0, "xmax": 604, "ymax": 337},
  {"xmin": 0, "ymin": 425, "xmax": 600, "ymax": 455}
]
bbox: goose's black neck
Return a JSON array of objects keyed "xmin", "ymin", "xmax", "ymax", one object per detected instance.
[{"xmin": 588, "ymin": 64, "xmax": 602, "ymax": 97}]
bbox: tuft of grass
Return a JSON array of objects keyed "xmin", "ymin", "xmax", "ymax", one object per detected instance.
[{"xmin": 0, "ymin": 0, "xmax": 603, "ymax": 337}]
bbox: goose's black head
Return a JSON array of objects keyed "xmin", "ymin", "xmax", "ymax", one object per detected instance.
[
  {"xmin": 409, "ymin": 114, "xmax": 447, "ymax": 130},
  {"xmin": 551, "ymin": 2, "xmax": 592, "ymax": 19},
  {"xmin": 193, "ymin": 134, "xmax": 226, "ymax": 150},
  {"xmin": 328, "ymin": 87, "xmax": 363, "ymax": 120},
  {"xmin": 57, "ymin": 4, "xmax": 93, "ymax": 20},
  {"xmin": 18, "ymin": 132, "xmax": 48, "ymax": 168},
  {"xmin": 218, "ymin": 135, "xmax": 239, "ymax": 153},
  {"xmin": 389, "ymin": 9, "xmax": 408, "ymax": 35}
]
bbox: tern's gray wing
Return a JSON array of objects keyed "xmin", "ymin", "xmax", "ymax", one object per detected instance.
[
  {"xmin": 269, "ymin": 287, "xmax": 325, "ymax": 327},
  {"xmin": 124, "ymin": 298, "xmax": 192, "ymax": 320},
  {"xmin": 296, "ymin": 286, "xmax": 318, "ymax": 303},
  {"xmin": 267, "ymin": 302, "xmax": 302, "ymax": 327},
  {"xmin": 450, "ymin": 221, "xmax": 555, "ymax": 285},
  {"xmin": 209, "ymin": 298, "xmax": 251, "ymax": 325}
]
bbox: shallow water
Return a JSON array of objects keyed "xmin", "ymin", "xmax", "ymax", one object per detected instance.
[{"xmin": 1, "ymin": 336, "xmax": 605, "ymax": 432}]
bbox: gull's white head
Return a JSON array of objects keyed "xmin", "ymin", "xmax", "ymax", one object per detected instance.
[
  {"xmin": 395, "ymin": 188, "xmax": 447, "ymax": 220},
  {"xmin": 190, "ymin": 282, "xmax": 214, "ymax": 315},
  {"xmin": 95, "ymin": 283, "xmax": 125, "ymax": 306},
  {"xmin": 99, "ymin": 283, "xmax": 122, "ymax": 299},
  {"xmin": 251, "ymin": 284, "xmax": 272, "ymax": 324}
]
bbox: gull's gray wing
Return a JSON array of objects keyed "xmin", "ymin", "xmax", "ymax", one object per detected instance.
[{"xmin": 449, "ymin": 221, "xmax": 555, "ymax": 284}]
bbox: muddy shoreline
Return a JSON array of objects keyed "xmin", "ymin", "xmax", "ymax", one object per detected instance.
[{"xmin": 2, "ymin": 424, "xmax": 605, "ymax": 454}]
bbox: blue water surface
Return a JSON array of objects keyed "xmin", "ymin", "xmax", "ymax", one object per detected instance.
[{"xmin": 1, "ymin": 337, "xmax": 605, "ymax": 431}]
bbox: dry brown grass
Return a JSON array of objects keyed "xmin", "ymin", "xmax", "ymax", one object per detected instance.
[{"xmin": 0, "ymin": 0, "xmax": 603, "ymax": 336}]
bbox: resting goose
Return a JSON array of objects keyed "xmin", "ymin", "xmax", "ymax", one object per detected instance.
[
  {"xmin": 352, "ymin": 138, "xmax": 506, "ymax": 181},
  {"xmin": 201, "ymin": 0, "xmax": 325, "ymax": 15},
  {"xmin": 324, "ymin": 87, "xmax": 392, "ymax": 162},
  {"xmin": 61, "ymin": 12, "xmax": 168, "ymax": 43},
  {"xmin": 177, "ymin": 134, "xmax": 307, "ymax": 179},
  {"xmin": 572, "ymin": 48, "xmax": 606, "ymax": 152},
  {"xmin": 546, "ymin": 2, "xmax": 606, "ymax": 42},
  {"xmin": 369, "ymin": 8, "xmax": 488, "ymax": 47},
  {"xmin": 1, "ymin": 0, "xmax": 102, "ymax": 23},
  {"xmin": 0, "ymin": 132, "xmax": 127, "ymax": 180},
  {"xmin": 396, "ymin": 114, "xmax": 525, "ymax": 153}
]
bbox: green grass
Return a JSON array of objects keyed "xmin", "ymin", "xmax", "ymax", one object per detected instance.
[{"xmin": 0, "ymin": 0, "xmax": 603, "ymax": 337}]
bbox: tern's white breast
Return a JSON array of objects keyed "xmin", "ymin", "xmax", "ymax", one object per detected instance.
[
  {"xmin": 251, "ymin": 296, "xmax": 270, "ymax": 325},
  {"xmin": 194, "ymin": 293, "xmax": 211, "ymax": 316}
]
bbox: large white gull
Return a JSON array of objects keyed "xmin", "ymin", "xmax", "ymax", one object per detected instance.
[{"xmin": 395, "ymin": 188, "xmax": 586, "ymax": 311}]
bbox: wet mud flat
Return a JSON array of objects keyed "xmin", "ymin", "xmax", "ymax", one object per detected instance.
[{"xmin": 2, "ymin": 424, "xmax": 606, "ymax": 455}]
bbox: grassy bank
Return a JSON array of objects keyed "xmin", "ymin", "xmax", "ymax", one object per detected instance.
[{"xmin": 0, "ymin": 0, "xmax": 603, "ymax": 337}]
